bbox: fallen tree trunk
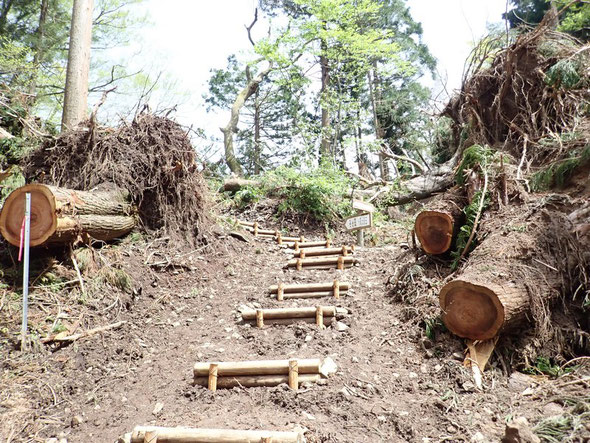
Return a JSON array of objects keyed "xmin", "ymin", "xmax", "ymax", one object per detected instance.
[
  {"xmin": 131, "ymin": 426, "xmax": 304, "ymax": 443},
  {"xmin": 439, "ymin": 211, "xmax": 574, "ymax": 340},
  {"xmin": 222, "ymin": 178, "xmax": 258, "ymax": 192},
  {"xmin": 0, "ymin": 183, "xmax": 136, "ymax": 246},
  {"xmin": 414, "ymin": 189, "xmax": 465, "ymax": 255}
]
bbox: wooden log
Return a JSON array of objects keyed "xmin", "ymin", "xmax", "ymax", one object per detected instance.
[
  {"xmin": 287, "ymin": 240, "xmax": 328, "ymax": 249},
  {"xmin": 269, "ymin": 281, "xmax": 351, "ymax": 294},
  {"xmin": 237, "ymin": 220, "xmax": 255, "ymax": 227},
  {"xmin": 242, "ymin": 306, "xmax": 337, "ymax": 321},
  {"xmin": 222, "ymin": 178, "xmax": 258, "ymax": 192},
  {"xmin": 0, "ymin": 183, "xmax": 136, "ymax": 247},
  {"xmin": 439, "ymin": 213, "xmax": 566, "ymax": 340},
  {"xmin": 246, "ymin": 317, "xmax": 334, "ymax": 326},
  {"xmin": 243, "ymin": 226, "xmax": 276, "ymax": 236},
  {"xmin": 286, "ymin": 257, "xmax": 358, "ymax": 268},
  {"xmin": 296, "ymin": 246, "xmax": 354, "ymax": 258},
  {"xmin": 194, "ymin": 373, "xmax": 321, "ymax": 389},
  {"xmin": 256, "ymin": 310, "xmax": 264, "ymax": 328},
  {"xmin": 333, "ymin": 280, "xmax": 340, "ymax": 299},
  {"xmin": 414, "ymin": 190, "xmax": 465, "ymax": 255},
  {"xmin": 131, "ymin": 426, "xmax": 304, "ymax": 443},
  {"xmin": 277, "ymin": 283, "xmax": 285, "ymax": 301},
  {"xmin": 271, "ymin": 291, "xmax": 348, "ymax": 300},
  {"xmin": 194, "ymin": 358, "xmax": 321, "ymax": 377}
]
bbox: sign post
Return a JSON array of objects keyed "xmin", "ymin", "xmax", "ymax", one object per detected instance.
[{"xmin": 346, "ymin": 199, "xmax": 374, "ymax": 247}]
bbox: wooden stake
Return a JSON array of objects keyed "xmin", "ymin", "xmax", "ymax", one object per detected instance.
[
  {"xmin": 333, "ymin": 279, "xmax": 340, "ymax": 299},
  {"xmin": 296, "ymin": 259, "xmax": 303, "ymax": 271},
  {"xmin": 277, "ymin": 232, "xmax": 282, "ymax": 245},
  {"xmin": 300, "ymin": 251, "xmax": 306, "ymax": 259},
  {"xmin": 208, "ymin": 363, "xmax": 218, "ymax": 391},
  {"xmin": 337, "ymin": 256, "xmax": 344, "ymax": 270},
  {"xmin": 253, "ymin": 222, "xmax": 259, "ymax": 237},
  {"xmin": 326, "ymin": 237, "xmax": 331, "ymax": 247},
  {"xmin": 261, "ymin": 437, "xmax": 272, "ymax": 443},
  {"xmin": 293, "ymin": 241, "xmax": 299, "ymax": 251},
  {"xmin": 341, "ymin": 245, "xmax": 348, "ymax": 256},
  {"xmin": 299, "ymin": 235, "xmax": 305, "ymax": 243},
  {"xmin": 256, "ymin": 309, "xmax": 264, "ymax": 328},
  {"xmin": 316, "ymin": 306, "xmax": 324, "ymax": 328},
  {"xmin": 277, "ymin": 283, "xmax": 284, "ymax": 301},
  {"xmin": 288, "ymin": 359, "xmax": 298, "ymax": 390},
  {"xmin": 143, "ymin": 430, "xmax": 158, "ymax": 443}
]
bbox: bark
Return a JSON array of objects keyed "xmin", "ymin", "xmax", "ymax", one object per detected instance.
[
  {"xmin": 220, "ymin": 62, "xmax": 272, "ymax": 177},
  {"xmin": 61, "ymin": 0, "xmax": 94, "ymax": 131},
  {"xmin": 221, "ymin": 178, "xmax": 258, "ymax": 192},
  {"xmin": 0, "ymin": 184, "xmax": 135, "ymax": 247},
  {"xmin": 439, "ymin": 212, "xmax": 569, "ymax": 340},
  {"xmin": 319, "ymin": 24, "xmax": 331, "ymax": 161},
  {"xmin": 253, "ymin": 88, "xmax": 261, "ymax": 175},
  {"xmin": 28, "ymin": 0, "xmax": 49, "ymax": 98}
]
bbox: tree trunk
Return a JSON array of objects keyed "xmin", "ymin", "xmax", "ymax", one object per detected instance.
[
  {"xmin": 319, "ymin": 25, "xmax": 331, "ymax": 161},
  {"xmin": 61, "ymin": 0, "xmax": 94, "ymax": 131},
  {"xmin": 253, "ymin": 88, "xmax": 261, "ymax": 175},
  {"xmin": 28, "ymin": 0, "xmax": 49, "ymax": 98},
  {"xmin": 439, "ymin": 212, "xmax": 570, "ymax": 340},
  {"xmin": 221, "ymin": 178, "xmax": 258, "ymax": 192},
  {"xmin": 414, "ymin": 189, "xmax": 465, "ymax": 255},
  {"xmin": 220, "ymin": 62, "xmax": 272, "ymax": 177},
  {"xmin": 0, "ymin": 184, "xmax": 135, "ymax": 247}
]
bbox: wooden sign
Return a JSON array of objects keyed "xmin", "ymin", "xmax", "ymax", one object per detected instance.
[
  {"xmin": 352, "ymin": 199, "xmax": 375, "ymax": 213},
  {"xmin": 345, "ymin": 213, "xmax": 372, "ymax": 231}
]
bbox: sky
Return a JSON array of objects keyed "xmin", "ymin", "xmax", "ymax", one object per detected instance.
[{"xmin": 99, "ymin": 0, "xmax": 509, "ymax": 156}]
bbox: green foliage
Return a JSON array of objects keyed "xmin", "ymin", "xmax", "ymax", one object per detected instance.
[
  {"xmin": 232, "ymin": 164, "xmax": 353, "ymax": 222},
  {"xmin": 424, "ymin": 316, "xmax": 446, "ymax": 340},
  {"xmin": 530, "ymin": 144, "xmax": 590, "ymax": 191},
  {"xmin": 233, "ymin": 185, "xmax": 263, "ymax": 208},
  {"xmin": 545, "ymin": 59, "xmax": 584, "ymax": 89},
  {"xmin": 523, "ymin": 356, "xmax": 574, "ymax": 378},
  {"xmin": 455, "ymin": 144, "xmax": 494, "ymax": 186}
]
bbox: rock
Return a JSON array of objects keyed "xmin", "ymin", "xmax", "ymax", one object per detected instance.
[
  {"xmin": 462, "ymin": 381, "xmax": 476, "ymax": 392},
  {"xmin": 452, "ymin": 352, "xmax": 464, "ymax": 361},
  {"xmin": 471, "ymin": 432, "xmax": 486, "ymax": 442},
  {"xmin": 319, "ymin": 357, "xmax": 338, "ymax": 377},
  {"xmin": 304, "ymin": 335, "xmax": 313, "ymax": 342},
  {"xmin": 301, "ymin": 411, "xmax": 316, "ymax": 420},
  {"xmin": 542, "ymin": 402, "xmax": 565, "ymax": 417},
  {"xmin": 45, "ymin": 439, "xmax": 59, "ymax": 443},
  {"xmin": 335, "ymin": 321, "xmax": 349, "ymax": 332},
  {"xmin": 508, "ymin": 372, "xmax": 535, "ymax": 393},
  {"xmin": 501, "ymin": 417, "xmax": 541, "ymax": 443},
  {"xmin": 152, "ymin": 402, "xmax": 164, "ymax": 416},
  {"xmin": 71, "ymin": 415, "xmax": 84, "ymax": 427}
]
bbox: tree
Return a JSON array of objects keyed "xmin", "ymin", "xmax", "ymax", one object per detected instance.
[
  {"xmin": 504, "ymin": 0, "xmax": 589, "ymax": 41},
  {"xmin": 62, "ymin": 0, "xmax": 94, "ymax": 131}
]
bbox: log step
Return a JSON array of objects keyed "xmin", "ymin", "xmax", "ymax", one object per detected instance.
[
  {"xmin": 295, "ymin": 245, "xmax": 354, "ymax": 258},
  {"xmin": 287, "ymin": 256, "xmax": 359, "ymax": 270},
  {"xmin": 269, "ymin": 280, "xmax": 350, "ymax": 300},
  {"xmin": 130, "ymin": 425, "xmax": 304, "ymax": 443},
  {"xmin": 242, "ymin": 306, "xmax": 348, "ymax": 328}
]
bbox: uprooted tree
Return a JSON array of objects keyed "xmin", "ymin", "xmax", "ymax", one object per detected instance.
[{"xmin": 385, "ymin": 16, "xmax": 589, "ymax": 351}]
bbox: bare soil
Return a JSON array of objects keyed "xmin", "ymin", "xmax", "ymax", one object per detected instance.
[{"xmin": 1, "ymin": 215, "xmax": 589, "ymax": 442}]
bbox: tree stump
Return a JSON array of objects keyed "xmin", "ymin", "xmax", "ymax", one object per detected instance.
[
  {"xmin": 0, "ymin": 183, "xmax": 136, "ymax": 247},
  {"xmin": 439, "ymin": 212, "xmax": 573, "ymax": 340}
]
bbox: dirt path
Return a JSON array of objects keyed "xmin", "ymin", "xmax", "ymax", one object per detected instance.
[{"xmin": 2, "ymin": 224, "xmax": 588, "ymax": 442}]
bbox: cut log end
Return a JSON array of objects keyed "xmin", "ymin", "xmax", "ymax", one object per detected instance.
[
  {"xmin": 415, "ymin": 210, "xmax": 454, "ymax": 254},
  {"xmin": 0, "ymin": 184, "xmax": 57, "ymax": 247},
  {"xmin": 439, "ymin": 280, "xmax": 505, "ymax": 340}
]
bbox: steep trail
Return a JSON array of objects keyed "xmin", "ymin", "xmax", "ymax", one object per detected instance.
[{"xmin": 33, "ymin": 223, "xmax": 577, "ymax": 442}]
